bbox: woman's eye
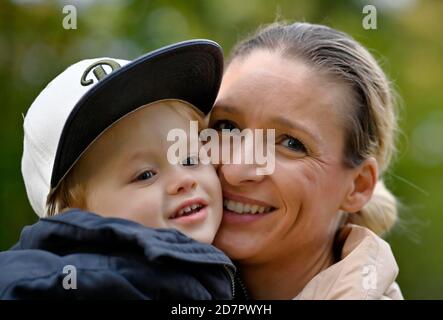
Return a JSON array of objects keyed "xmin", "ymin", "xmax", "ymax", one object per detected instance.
[
  {"xmin": 280, "ymin": 135, "xmax": 307, "ymax": 153},
  {"xmin": 135, "ymin": 170, "xmax": 156, "ymax": 181},
  {"xmin": 212, "ymin": 120, "xmax": 238, "ymax": 131},
  {"xmin": 182, "ymin": 155, "xmax": 199, "ymax": 167}
]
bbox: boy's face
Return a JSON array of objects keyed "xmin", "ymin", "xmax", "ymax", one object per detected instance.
[{"xmin": 74, "ymin": 101, "xmax": 222, "ymax": 244}]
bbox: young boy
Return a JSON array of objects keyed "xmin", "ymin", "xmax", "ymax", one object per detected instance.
[{"xmin": 0, "ymin": 40, "xmax": 236, "ymax": 299}]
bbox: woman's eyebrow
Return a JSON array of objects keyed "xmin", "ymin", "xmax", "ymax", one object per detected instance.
[
  {"xmin": 269, "ymin": 115, "xmax": 322, "ymax": 144},
  {"xmin": 212, "ymin": 103, "xmax": 239, "ymax": 115}
]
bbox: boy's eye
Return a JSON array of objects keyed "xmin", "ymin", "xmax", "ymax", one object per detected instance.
[
  {"xmin": 181, "ymin": 155, "xmax": 199, "ymax": 167},
  {"xmin": 136, "ymin": 170, "xmax": 156, "ymax": 181},
  {"xmin": 279, "ymin": 135, "xmax": 307, "ymax": 153},
  {"xmin": 211, "ymin": 120, "xmax": 239, "ymax": 131}
]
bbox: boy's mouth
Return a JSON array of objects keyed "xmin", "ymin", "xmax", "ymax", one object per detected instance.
[{"xmin": 169, "ymin": 198, "xmax": 208, "ymax": 220}]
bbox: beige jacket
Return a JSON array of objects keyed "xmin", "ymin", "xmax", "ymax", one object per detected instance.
[{"xmin": 294, "ymin": 224, "xmax": 404, "ymax": 300}]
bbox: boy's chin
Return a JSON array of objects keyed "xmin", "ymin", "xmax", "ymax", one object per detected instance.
[
  {"xmin": 181, "ymin": 229, "xmax": 216, "ymax": 244},
  {"xmin": 171, "ymin": 206, "xmax": 222, "ymax": 244}
]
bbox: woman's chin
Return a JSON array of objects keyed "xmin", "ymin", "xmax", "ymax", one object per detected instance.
[{"xmin": 213, "ymin": 231, "xmax": 262, "ymax": 260}]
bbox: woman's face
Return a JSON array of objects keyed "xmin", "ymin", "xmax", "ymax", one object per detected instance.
[{"xmin": 209, "ymin": 50, "xmax": 363, "ymax": 263}]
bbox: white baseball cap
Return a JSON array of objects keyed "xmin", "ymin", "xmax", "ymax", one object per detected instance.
[{"xmin": 21, "ymin": 39, "xmax": 223, "ymax": 217}]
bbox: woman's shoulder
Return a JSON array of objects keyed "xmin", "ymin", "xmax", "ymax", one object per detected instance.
[{"xmin": 294, "ymin": 224, "xmax": 404, "ymax": 300}]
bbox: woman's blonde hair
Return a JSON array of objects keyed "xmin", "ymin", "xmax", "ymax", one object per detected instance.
[
  {"xmin": 231, "ymin": 22, "xmax": 399, "ymax": 235},
  {"xmin": 46, "ymin": 100, "xmax": 206, "ymax": 216}
]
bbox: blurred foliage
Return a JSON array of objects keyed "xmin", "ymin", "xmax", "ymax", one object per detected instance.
[{"xmin": 0, "ymin": 0, "xmax": 442, "ymax": 299}]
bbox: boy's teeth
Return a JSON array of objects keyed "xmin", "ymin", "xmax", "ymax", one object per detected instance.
[
  {"xmin": 175, "ymin": 204, "xmax": 202, "ymax": 218},
  {"xmin": 224, "ymin": 200, "xmax": 272, "ymax": 215}
]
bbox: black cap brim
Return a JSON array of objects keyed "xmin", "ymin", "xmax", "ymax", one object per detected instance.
[{"xmin": 51, "ymin": 40, "xmax": 223, "ymax": 189}]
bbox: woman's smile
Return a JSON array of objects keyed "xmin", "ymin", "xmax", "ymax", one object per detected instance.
[{"xmin": 222, "ymin": 191, "xmax": 277, "ymax": 223}]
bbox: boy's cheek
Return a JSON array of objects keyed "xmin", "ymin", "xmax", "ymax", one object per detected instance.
[{"xmin": 197, "ymin": 165, "xmax": 222, "ymax": 193}]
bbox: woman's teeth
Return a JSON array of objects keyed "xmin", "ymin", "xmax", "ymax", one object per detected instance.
[{"xmin": 223, "ymin": 200, "xmax": 272, "ymax": 214}]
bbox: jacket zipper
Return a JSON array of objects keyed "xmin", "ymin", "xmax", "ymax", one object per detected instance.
[
  {"xmin": 223, "ymin": 265, "xmax": 236, "ymax": 299},
  {"xmin": 236, "ymin": 273, "xmax": 250, "ymax": 300}
]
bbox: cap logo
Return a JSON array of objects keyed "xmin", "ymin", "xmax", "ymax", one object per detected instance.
[{"xmin": 81, "ymin": 59, "xmax": 121, "ymax": 86}]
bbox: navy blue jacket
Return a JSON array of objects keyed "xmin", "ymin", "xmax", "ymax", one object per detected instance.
[{"xmin": 0, "ymin": 210, "xmax": 235, "ymax": 299}]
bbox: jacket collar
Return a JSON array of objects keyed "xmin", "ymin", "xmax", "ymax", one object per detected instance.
[
  {"xmin": 294, "ymin": 224, "xmax": 402, "ymax": 300},
  {"xmin": 16, "ymin": 209, "xmax": 235, "ymax": 270}
]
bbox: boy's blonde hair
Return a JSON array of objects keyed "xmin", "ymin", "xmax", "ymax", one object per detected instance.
[{"xmin": 46, "ymin": 100, "xmax": 206, "ymax": 216}]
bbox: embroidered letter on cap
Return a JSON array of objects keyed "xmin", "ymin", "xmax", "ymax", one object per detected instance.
[{"xmin": 81, "ymin": 59, "xmax": 121, "ymax": 86}]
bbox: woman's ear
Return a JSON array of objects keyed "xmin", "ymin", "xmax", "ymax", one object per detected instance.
[{"xmin": 340, "ymin": 157, "xmax": 378, "ymax": 213}]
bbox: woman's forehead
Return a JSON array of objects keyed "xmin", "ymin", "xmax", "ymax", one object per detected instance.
[
  {"xmin": 218, "ymin": 50, "xmax": 351, "ymax": 124},
  {"xmin": 227, "ymin": 50, "xmax": 313, "ymax": 80},
  {"xmin": 223, "ymin": 53, "xmax": 325, "ymax": 104}
]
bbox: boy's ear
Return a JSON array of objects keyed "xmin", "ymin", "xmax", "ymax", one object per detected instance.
[{"xmin": 340, "ymin": 157, "xmax": 378, "ymax": 213}]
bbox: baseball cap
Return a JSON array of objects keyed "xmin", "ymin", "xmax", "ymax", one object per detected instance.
[{"xmin": 21, "ymin": 39, "xmax": 223, "ymax": 217}]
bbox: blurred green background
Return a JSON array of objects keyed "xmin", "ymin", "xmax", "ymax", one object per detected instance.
[{"xmin": 0, "ymin": 0, "xmax": 442, "ymax": 299}]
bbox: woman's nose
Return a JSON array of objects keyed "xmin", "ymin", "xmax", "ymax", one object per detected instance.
[
  {"xmin": 218, "ymin": 162, "xmax": 265, "ymax": 186},
  {"xmin": 166, "ymin": 170, "xmax": 197, "ymax": 195},
  {"xmin": 218, "ymin": 133, "xmax": 267, "ymax": 186}
]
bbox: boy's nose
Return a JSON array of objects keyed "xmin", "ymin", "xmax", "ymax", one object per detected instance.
[{"xmin": 166, "ymin": 171, "xmax": 197, "ymax": 195}]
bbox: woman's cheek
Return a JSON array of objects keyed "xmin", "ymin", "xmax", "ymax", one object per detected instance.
[
  {"xmin": 274, "ymin": 157, "xmax": 315, "ymax": 193},
  {"xmin": 274, "ymin": 160, "xmax": 325, "ymax": 222}
]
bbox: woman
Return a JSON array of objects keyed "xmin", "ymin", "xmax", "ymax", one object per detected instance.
[{"xmin": 209, "ymin": 22, "xmax": 404, "ymax": 299}]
